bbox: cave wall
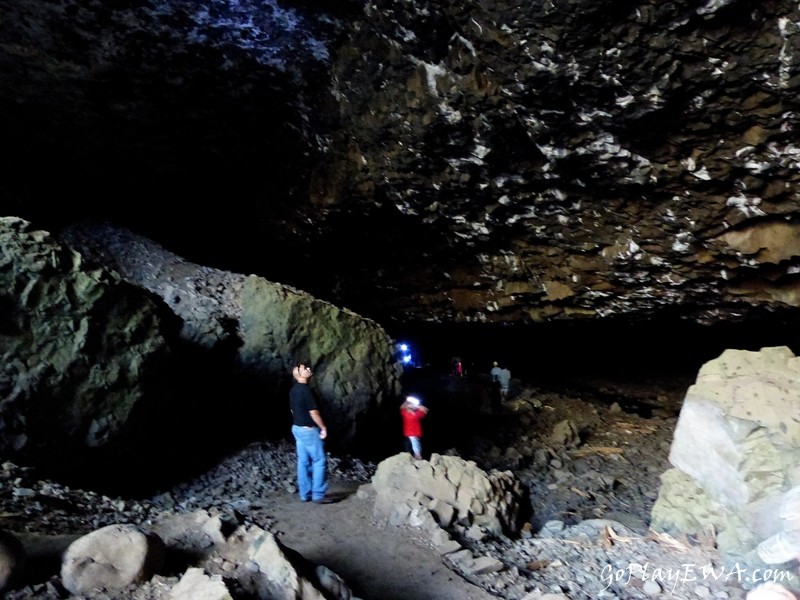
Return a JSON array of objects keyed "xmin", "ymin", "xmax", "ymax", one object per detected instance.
[
  {"xmin": 0, "ymin": 217, "xmax": 403, "ymax": 485},
  {"xmin": 0, "ymin": 217, "xmax": 174, "ymax": 460},
  {"xmin": 316, "ymin": 0, "xmax": 800, "ymax": 324},
  {"xmin": 60, "ymin": 222, "xmax": 403, "ymax": 453},
  {"xmin": 1, "ymin": 0, "xmax": 799, "ymax": 327}
]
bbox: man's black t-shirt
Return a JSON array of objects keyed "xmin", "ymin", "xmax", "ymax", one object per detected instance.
[{"xmin": 289, "ymin": 382, "xmax": 318, "ymax": 427}]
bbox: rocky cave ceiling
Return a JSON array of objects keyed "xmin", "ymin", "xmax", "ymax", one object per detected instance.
[{"xmin": 2, "ymin": 0, "xmax": 800, "ymax": 330}]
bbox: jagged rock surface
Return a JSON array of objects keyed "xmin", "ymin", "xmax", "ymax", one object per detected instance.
[
  {"xmin": 373, "ymin": 452, "xmax": 526, "ymax": 535},
  {"xmin": 3, "ymin": 511, "xmax": 358, "ymax": 600},
  {"xmin": 317, "ymin": 0, "xmax": 800, "ymax": 326},
  {"xmin": 62, "ymin": 222, "xmax": 403, "ymax": 449},
  {"xmin": 651, "ymin": 346, "xmax": 800, "ymax": 569},
  {"xmin": 3, "ymin": 0, "xmax": 800, "ymax": 326},
  {"xmin": 0, "ymin": 217, "xmax": 172, "ymax": 459}
]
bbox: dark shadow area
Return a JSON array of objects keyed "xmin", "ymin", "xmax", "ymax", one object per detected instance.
[
  {"xmin": 388, "ymin": 310, "xmax": 800, "ymax": 388},
  {"xmin": 0, "ymin": 1, "xmax": 339, "ymax": 284},
  {"xmin": 12, "ymin": 532, "xmax": 77, "ymax": 591},
  {"xmin": 380, "ymin": 310, "xmax": 800, "ymax": 461},
  {"xmin": 391, "ymin": 368, "xmax": 505, "ymax": 458},
  {"xmin": 22, "ymin": 339, "xmax": 294, "ymax": 500}
]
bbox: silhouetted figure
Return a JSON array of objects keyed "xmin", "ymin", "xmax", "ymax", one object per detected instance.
[
  {"xmin": 451, "ymin": 356, "xmax": 463, "ymax": 377},
  {"xmin": 490, "ymin": 361, "xmax": 503, "ymax": 410}
]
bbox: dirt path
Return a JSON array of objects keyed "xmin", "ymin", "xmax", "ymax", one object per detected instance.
[{"xmin": 261, "ymin": 478, "xmax": 496, "ymax": 600}]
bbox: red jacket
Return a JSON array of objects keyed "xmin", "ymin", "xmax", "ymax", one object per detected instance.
[{"xmin": 401, "ymin": 406, "xmax": 426, "ymax": 437}]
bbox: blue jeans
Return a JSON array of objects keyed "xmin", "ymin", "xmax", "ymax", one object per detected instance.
[
  {"xmin": 291, "ymin": 425, "xmax": 328, "ymax": 501},
  {"xmin": 407, "ymin": 436, "xmax": 422, "ymax": 457}
]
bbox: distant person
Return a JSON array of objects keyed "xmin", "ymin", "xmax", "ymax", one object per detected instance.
[
  {"xmin": 451, "ymin": 356, "xmax": 463, "ymax": 377},
  {"xmin": 497, "ymin": 364, "xmax": 511, "ymax": 401},
  {"xmin": 289, "ymin": 362, "xmax": 333, "ymax": 504},
  {"xmin": 490, "ymin": 361, "xmax": 503, "ymax": 410},
  {"xmin": 400, "ymin": 396, "xmax": 429, "ymax": 460}
]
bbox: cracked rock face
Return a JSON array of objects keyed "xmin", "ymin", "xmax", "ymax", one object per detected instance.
[
  {"xmin": 0, "ymin": 217, "xmax": 173, "ymax": 458},
  {"xmin": 3, "ymin": 0, "xmax": 800, "ymax": 326}
]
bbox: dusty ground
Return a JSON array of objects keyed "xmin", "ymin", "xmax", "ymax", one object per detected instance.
[
  {"xmin": 1, "ymin": 374, "xmax": 779, "ymax": 599},
  {"xmin": 262, "ymin": 480, "xmax": 495, "ymax": 600}
]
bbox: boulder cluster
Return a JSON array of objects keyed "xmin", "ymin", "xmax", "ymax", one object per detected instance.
[
  {"xmin": 1, "ymin": 513, "xmax": 356, "ymax": 600},
  {"xmin": 372, "ymin": 452, "xmax": 526, "ymax": 537}
]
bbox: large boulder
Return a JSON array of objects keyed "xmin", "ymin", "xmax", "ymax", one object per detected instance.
[
  {"xmin": 0, "ymin": 217, "xmax": 172, "ymax": 459},
  {"xmin": 0, "ymin": 530, "xmax": 26, "ymax": 593},
  {"xmin": 16, "ymin": 511, "xmax": 355, "ymax": 600},
  {"xmin": 238, "ymin": 276, "xmax": 402, "ymax": 447},
  {"xmin": 651, "ymin": 346, "xmax": 800, "ymax": 565},
  {"xmin": 62, "ymin": 222, "xmax": 403, "ymax": 450},
  {"xmin": 61, "ymin": 524, "xmax": 166, "ymax": 595},
  {"xmin": 202, "ymin": 524, "xmax": 354, "ymax": 600},
  {"xmin": 372, "ymin": 452, "xmax": 525, "ymax": 535}
]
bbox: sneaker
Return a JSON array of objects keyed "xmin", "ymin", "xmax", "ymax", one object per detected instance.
[{"xmin": 312, "ymin": 496, "xmax": 336, "ymax": 504}]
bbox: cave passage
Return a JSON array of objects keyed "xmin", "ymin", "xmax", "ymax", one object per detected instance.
[
  {"xmin": 31, "ymin": 312, "xmax": 800, "ymax": 498},
  {"xmin": 388, "ymin": 311, "xmax": 800, "ymax": 386}
]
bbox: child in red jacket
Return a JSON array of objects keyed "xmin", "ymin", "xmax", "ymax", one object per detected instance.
[{"xmin": 400, "ymin": 396, "xmax": 429, "ymax": 460}]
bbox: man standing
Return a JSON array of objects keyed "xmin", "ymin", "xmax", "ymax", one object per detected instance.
[
  {"xmin": 497, "ymin": 364, "xmax": 512, "ymax": 401},
  {"xmin": 490, "ymin": 361, "xmax": 502, "ymax": 383},
  {"xmin": 490, "ymin": 361, "xmax": 503, "ymax": 409},
  {"xmin": 289, "ymin": 362, "xmax": 332, "ymax": 504}
]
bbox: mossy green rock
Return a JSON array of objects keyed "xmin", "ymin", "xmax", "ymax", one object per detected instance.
[
  {"xmin": 0, "ymin": 217, "xmax": 171, "ymax": 457},
  {"xmin": 238, "ymin": 275, "xmax": 402, "ymax": 447}
]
